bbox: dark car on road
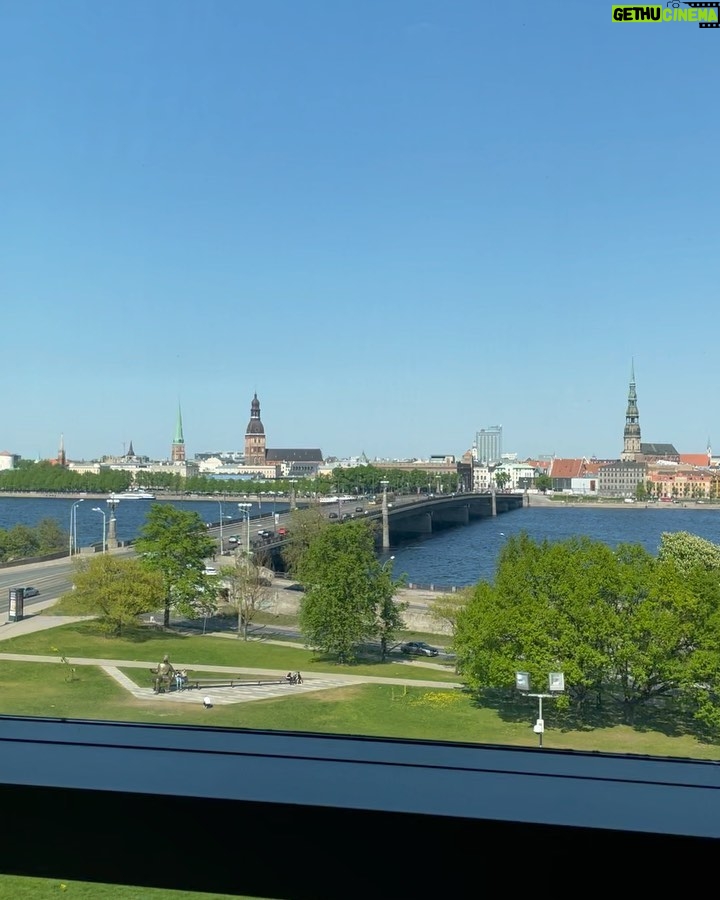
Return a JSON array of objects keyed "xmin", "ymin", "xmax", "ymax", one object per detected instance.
[{"xmin": 400, "ymin": 641, "xmax": 439, "ymax": 658}]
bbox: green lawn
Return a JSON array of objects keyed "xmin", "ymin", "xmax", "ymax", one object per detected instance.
[
  {"xmin": 0, "ymin": 622, "xmax": 461, "ymax": 683},
  {"xmin": 1, "ymin": 622, "xmax": 719, "ymax": 759},
  {"xmin": 0, "ymin": 875, "xmax": 262, "ymax": 899}
]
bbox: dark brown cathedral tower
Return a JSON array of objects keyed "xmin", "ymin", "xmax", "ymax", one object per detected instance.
[{"xmin": 244, "ymin": 393, "xmax": 266, "ymax": 465}]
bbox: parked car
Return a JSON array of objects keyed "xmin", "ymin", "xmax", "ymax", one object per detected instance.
[
  {"xmin": 328, "ymin": 512, "xmax": 338, "ymax": 519},
  {"xmin": 277, "ymin": 527, "xmax": 289, "ymax": 536},
  {"xmin": 355, "ymin": 506, "xmax": 363, "ymax": 512},
  {"xmin": 203, "ymin": 566, "xmax": 218, "ymax": 576},
  {"xmin": 400, "ymin": 641, "xmax": 439, "ymax": 657},
  {"xmin": 21, "ymin": 586, "xmax": 40, "ymax": 598}
]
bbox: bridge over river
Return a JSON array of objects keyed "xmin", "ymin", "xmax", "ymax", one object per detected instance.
[{"xmin": 363, "ymin": 492, "xmax": 526, "ymax": 548}]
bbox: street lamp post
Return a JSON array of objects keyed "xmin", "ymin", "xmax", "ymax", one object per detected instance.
[
  {"xmin": 217, "ymin": 500, "xmax": 226, "ymax": 557},
  {"xmin": 69, "ymin": 499, "xmax": 84, "ymax": 557},
  {"xmin": 380, "ymin": 479, "xmax": 390, "ymax": 552},
  {"xmin": 91, "ymin": 507, "xmax": 107, "ymax": 554},
  {"xmin": 515, "ymin": 672, "xmax": 565, "ymax": 748},
  {"xmin": 238, "ymin": 503, "xmax": 252, "ymax": 557}
]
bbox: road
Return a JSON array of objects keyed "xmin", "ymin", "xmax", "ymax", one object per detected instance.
[{"xmin": 0, "ymin": 555, "xmax": 88, "ymax": 616}]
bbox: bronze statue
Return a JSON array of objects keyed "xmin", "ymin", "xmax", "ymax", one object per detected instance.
[{"xmin": 151, "ymin": 654, "xmax": 175, "ymax": 693}]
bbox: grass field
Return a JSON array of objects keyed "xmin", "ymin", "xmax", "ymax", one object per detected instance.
[
  {"xmin": 0, "ymin": 620, "xmax": 719, "ymax": 757},
  {"xmin": 0, "ymin": 875, "xmax": 261, "ymax": 899}
]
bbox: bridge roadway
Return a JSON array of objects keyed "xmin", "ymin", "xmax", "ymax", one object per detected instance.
[
  {"xmin": 216, "ymin": 491, "xmax": 525, "ymax": 551},
  {"xmin": 0, "ymin": 493, "xmax": 525, "ymax": 618}
]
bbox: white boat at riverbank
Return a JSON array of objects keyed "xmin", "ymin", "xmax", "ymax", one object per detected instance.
[{"xmin": 107, "ymin": 490, "xmax": 156, "ymax": 501}]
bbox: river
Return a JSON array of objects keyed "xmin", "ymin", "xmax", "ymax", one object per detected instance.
[{"xmin": 2, "ymin": 496, "xmax": 719, "ymax": 589}]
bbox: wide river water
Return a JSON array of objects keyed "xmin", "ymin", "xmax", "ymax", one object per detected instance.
[{"xmin": 1, "ymin": 497, "xmax": 719, "ymax": 589}]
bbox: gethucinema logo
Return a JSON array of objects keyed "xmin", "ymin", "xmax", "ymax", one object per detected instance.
[{"xmin": 612, "ymin": 2, "xmax": 720, "ymax": 26}]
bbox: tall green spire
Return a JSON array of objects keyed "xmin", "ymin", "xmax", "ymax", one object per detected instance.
[
  {"xmin": 174, "ymin": 403, "xmax": 185, "ymax": 444},
  {"xmin": 171, "ymin": 403, "xmax": 186, "ymax": 462}
]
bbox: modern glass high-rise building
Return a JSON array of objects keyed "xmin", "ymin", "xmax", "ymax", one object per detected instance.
[{"xmin": 474, "ymin": 426, "xmax": 503, "ymax": 465}]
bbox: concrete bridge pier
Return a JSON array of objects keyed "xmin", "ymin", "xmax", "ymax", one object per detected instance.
[{"xmin": 392, "ymin": 513, "xmax": 433, "ymax": 539}]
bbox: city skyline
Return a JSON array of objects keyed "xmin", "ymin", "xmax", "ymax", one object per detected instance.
[
  {"xmin": 4, "ymin": 370, "xmax": 713, "ymax": 469},
  {"xmin": 2, "ymin": 3, "xmax": 717, "ymax": 461}
]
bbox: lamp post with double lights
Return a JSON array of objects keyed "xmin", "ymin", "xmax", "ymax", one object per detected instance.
[
  {"xmin": 69, "ymin": 499, "xmax": 84, "ymax": 557},
  {"xmin": 380, "ymin": 479, "xmax": 390, "ymax": 551},
  {"xmin": 515, "ymin": 671, "xmax": 565, "ymax": 748},
  {"xmin": 217, "ymin": 501, "xmax": 232, "ymax": 557},
  {"xmin": 91, "ymin": 507, "xmax": 107, "ymax": 554},
  {"xmin": 237, "ymin": 503, "xmax": 252, "ymax": 558}
]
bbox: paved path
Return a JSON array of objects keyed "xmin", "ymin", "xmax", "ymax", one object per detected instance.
[{"xmin": 0, "ymin": 601, "xmax": 462, "ymax": 705}]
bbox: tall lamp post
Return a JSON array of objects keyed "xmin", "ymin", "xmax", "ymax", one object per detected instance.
[
  {"xmin": 91, "ymin": 507, "xmax": 107, "ymax": 554},
  {"xmin": 380, "ymin": 479, "xmax": 390, "ymax": 552},
  {"xmin": 238, "ymin": 503, "xmax": 252, "ymax": 558},
  {"xmin": 515, "ymin": 671, "xmax": 565, "ymax": 748},
  {"xmin": 217, "ymin": 500, "xmax": 228, "ymax": 557},
  {"xmin": 69, "ymin": 499, "xmax": 84, "ymax": 557}
]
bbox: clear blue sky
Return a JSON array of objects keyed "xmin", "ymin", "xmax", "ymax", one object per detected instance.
[{"xmin": 1, "ymin": 1, "xmax": 717, "ymax": 463}]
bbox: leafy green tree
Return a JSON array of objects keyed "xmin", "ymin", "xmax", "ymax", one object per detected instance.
[
  {"xmin": 281, "ymin": 505, "xmax": 330, "ymax": 575},
  {"xmin": 494, "ymin": 471, "xmax": 511, "ymax": 491},
  {"xmin": 374, "ymin": 560, "xmax": 408, "ymax": 661},
  {"xmin": 454, "ymin": 533, "xmax": 719, "ymax": 725},
  {"xmin": 429, "ymin": 588, "xmax": 472, "ymax": 638},
  {"xmin": 134, "ymin": 505, "xmax": 217, "ymax": 626},
  {"xmin": 534, "ymin": 473, "xmax": 552, "ymax": 493},
  {"xmin": 298, "ymin": 521, "xmax": 405, "ymax": 662},
  {"xmin": 35, "ymin": 518, "xmax": 67, "ymax": 554},
  {"xmin": 658, "ymin": 531, "xmax": 720, "ymax": 576},
  {"xmin": 63, "ymin": 555, "xmax": 164, "ymax": 635}
]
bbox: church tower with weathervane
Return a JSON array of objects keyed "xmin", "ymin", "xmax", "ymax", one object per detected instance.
[
  {"xmin": 171, "ymin": 404, "xmax": 186, "ymax": 463},
  {"xmin": 244, "ymin": 393, "xmax": 266, "ymax": 465},
  {"xmin": 621, "ymin": 361, "xmax": 642, "ymax": 461}
]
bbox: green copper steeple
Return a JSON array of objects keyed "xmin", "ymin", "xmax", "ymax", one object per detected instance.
[
  {"xmin": 174, "ymin": 404, "xmax": 185, "ymax": 444},
  {"xmin": 171, "ymin": 403, "xmax": 186, "ymax": 462}
]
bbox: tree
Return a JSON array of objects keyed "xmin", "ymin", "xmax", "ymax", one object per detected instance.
[
  {"xmin": 534, "ymin": 473, "xmax": 552, "ymax": 494},
  {"xmin": 219, "ymin": 556, "xmax": 274, "ymax": 640},
  {"xmin": 658, "ymin": 531, "xmax": 720, "ymax": 576},
  {"xmin": 429, "ymin": 588, "xmax": 472, "ymax": 638},
  {"xmin": 298, "ymin": 520, "xmax": 405, "ymax": 662},
  {"xmin": 281, "ymin": 505, "xmax": 330, "ymax": 575},
  {"xmin": 374, "ymin": 561, "xmax": 408, "ymax": 661},
  {"xmin": 63, "ymin": 555, "xmax": 164, "ymax": 635},
  {"xmin": 454, "ymin": 532, "xmax": 717, "ymax": 725},
  {"xmin": 134, "ymin": 505, "xmax": 217, "ymax": 626},
  {"xmin": 494, "ymin": 470, "xmax": 511, "ymax": 491}
]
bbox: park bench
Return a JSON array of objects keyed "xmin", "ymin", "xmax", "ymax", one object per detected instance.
[
  {"xmin": 180, "ymin": 674, "xmax": 300, "ymax": 690},
  {"xmin": 149, "ymin": 672, "xmax": 302, "ymax": 692}
]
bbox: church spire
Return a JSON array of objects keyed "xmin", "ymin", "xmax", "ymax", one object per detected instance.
[
  {"xmin": 57, "ymin": 433, "xmax": 66, "ymax": 467},
  {"xmin": 171, "ymin": 403, "xmax": 186, "ymax": 462},
  {"xmin": 621, "ymin": 359, "xmax": 642, "ymax": 461}
]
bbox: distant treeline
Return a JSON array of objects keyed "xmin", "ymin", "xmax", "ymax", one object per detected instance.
[{"xmin": 0, "ymin": 462, "xmax": 460, "ymax": 497}]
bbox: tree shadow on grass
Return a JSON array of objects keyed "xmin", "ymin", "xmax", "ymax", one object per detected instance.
[
  {"xmin": 75, "ymin": 622, "xmax": 192, "ymax": 645},
  {"xmin": 467, "ymin": 687, "xmax": 718, "ymax": 743}
]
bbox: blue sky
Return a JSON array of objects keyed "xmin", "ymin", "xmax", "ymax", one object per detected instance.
[{"xmin": 1, "ymin": 1, "xmax": 718, "ymax": 463}]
